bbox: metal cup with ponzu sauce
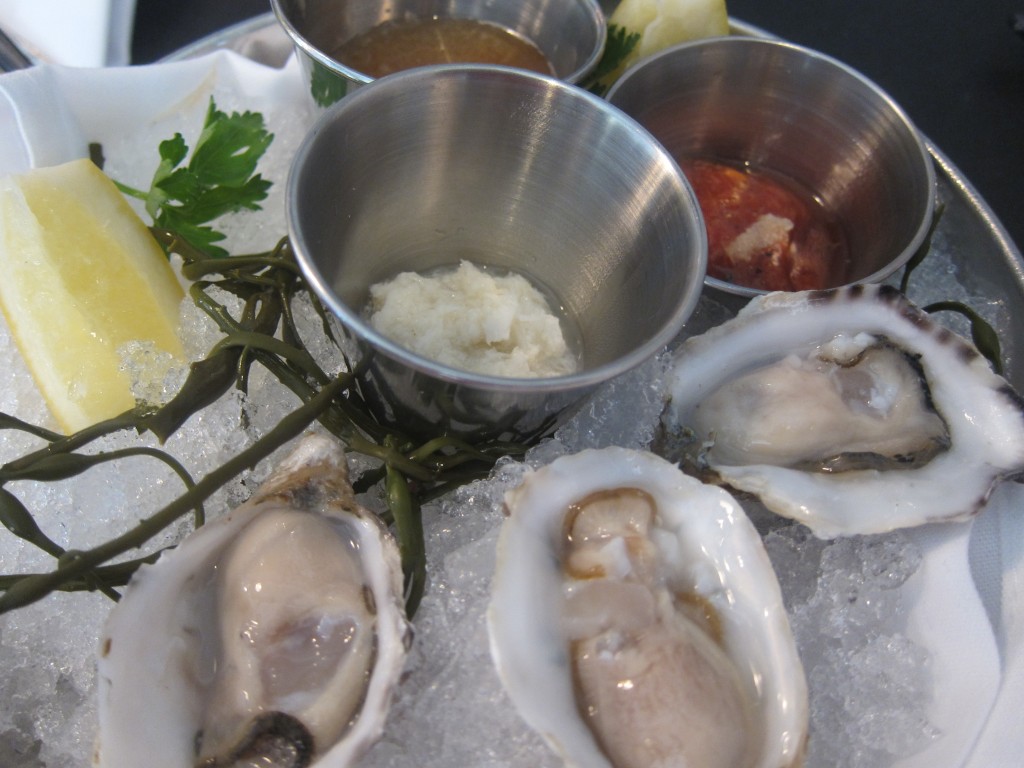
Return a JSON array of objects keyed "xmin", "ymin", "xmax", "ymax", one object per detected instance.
[{"xmin": 270, "ymin": 0, "xmax": 606, "ymax": 107}]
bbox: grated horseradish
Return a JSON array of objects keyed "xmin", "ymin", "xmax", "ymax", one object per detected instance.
[{"xmin": 367, "ymin": 260, "xmax": 578, "ymax": 378}]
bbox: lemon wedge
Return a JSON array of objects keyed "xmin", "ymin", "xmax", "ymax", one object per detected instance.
[
  {"xmin": 600, "ymin": 0, "xmax": 730, "ymax": 87},
  {"xmin": 0, "ymin": 158, "xmax": 185, "ymax": 434}
]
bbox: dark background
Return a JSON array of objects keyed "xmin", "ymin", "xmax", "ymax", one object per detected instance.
[{"xmin": 131, "ymin": 0, "xmax": 1024, "ymax": 252}]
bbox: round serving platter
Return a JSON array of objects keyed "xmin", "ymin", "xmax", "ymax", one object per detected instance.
[{"xmin": 109, "ymin": 11, "xmax": 1024, "ymax": 768}]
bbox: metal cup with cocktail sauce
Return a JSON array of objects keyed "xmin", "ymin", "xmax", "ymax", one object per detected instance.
[{"xmin": 607, "ymin": 37, "xmax": 936, "ymax": 303}]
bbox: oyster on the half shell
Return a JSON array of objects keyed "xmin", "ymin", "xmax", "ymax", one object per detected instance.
[
  {"xmin": 662, "ymin": 285, "xmax": 1024, "ymax": 537},
  {"xmin": 488, "ymin": 447, "xmax": 808, "ymax": 768},
  {"xmin": 94, "ymin": 433, "xmax": 410, "ymax": 768}
]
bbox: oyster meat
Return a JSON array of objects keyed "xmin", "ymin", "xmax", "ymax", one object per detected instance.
[
  {"xmin": 488, "ymin": 447, "xmax": 808, "ymax": 768},
  {"xmin": 662, "ymin": 285, "xmax": 1024, "ymax": 537},
  {"xmin": 94, "ymin": 434, "xmax": 411, "ymax": 768}
]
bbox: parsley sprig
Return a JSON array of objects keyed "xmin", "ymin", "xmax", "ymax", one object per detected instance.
[
  {"xmin": 582, "ymin": 24, "xmax": 641, "ymax": 96},
  {"xmin": 116, "ymin": 98, "xmax": 273, "ymax": 257}
]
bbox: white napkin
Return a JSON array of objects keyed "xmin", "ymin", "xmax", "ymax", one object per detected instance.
[
  {"xmin": 962, "ymin": 482, "xmax": 1024, "ymax": 767},
  {"xmin": 893, "ymin": 521, "xmax": 1000, "ymax": 768},
  {"xmin": 0, "ymin": 0, "xmax": 136, "ymax": 67},
  {"xmin": 0, "ymin": 50, "xmax": 306, "ymax": 176}
]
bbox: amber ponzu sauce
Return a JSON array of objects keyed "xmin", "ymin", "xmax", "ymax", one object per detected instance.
[{"xmin": 333, "ymin": 17, "xmax": 554, "ymax": 78}]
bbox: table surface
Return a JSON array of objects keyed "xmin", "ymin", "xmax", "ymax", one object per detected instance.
[{"xmin": 131, "ymin": 0, "xmax": 1024, "ymax": 252}]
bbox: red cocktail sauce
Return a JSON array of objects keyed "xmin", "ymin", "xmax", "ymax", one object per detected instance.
[{"xmin": 682, "ymin": 159, "xmax": 850, "ymax": 292}]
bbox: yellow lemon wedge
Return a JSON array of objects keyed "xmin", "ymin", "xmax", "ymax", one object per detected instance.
[
  {"xmin": 600, "ymin": 0, "xmax": 730, "ymax": 88},
  {"xmin": 0, "ymin": 158, "xmax": 185, "ymax": 434}
]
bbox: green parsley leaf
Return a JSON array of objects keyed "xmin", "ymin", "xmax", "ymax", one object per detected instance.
[
  {"xmin": 583, "ymin": 24, "xmax": 641, "ymax": 96},
  {"xmin": 135, "ymin": 98, "xmax": 274, "ymax": 258}
]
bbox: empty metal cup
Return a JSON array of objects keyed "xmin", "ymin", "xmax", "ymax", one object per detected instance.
[
  {"xmin": 288, "ymin": 65, "xmax": 706, "ymax": 442},
  {"xmin": 607, "ymin": 37, "xmax": 936, "ymax": 299},
  {"xmin": 271, "ymin": 0, "xmax": 606, "ymax": 107}
]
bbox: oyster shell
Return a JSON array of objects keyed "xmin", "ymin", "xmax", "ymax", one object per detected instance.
[
  {"xmin": 662, "ymin": 285, "xmax": 1024, "ymax": 537},
  {"xmin": 94, "ymin": 434, "xmax": 410, "ymax": 768},
  {"xmin": 488, "ymin": 447, "xmax": 807, "ymax": 768}
]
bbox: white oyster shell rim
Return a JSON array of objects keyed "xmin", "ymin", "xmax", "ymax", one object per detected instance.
[
  {"xmin": 487, "ymin": 446, "xmax": 808, "ymax": 768},
  {"xmin": 94, "ymin": 434, "xmax": 410, "ymax": 768},
  {"xmin": 664, "ymin": 285, "xmax": 1024, "ymax": 538}
]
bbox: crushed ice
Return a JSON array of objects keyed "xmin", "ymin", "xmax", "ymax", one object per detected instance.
[{"xmin": 0, "ymin": 69, "xmax": 1003, "ymax": 768}]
